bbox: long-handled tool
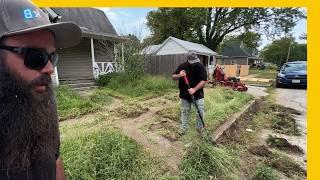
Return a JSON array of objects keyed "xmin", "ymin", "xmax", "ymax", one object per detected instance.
[
  {"xmin": 183, "ymin": 75, "xmax": 206, "ymax": 129},
  {"xmin": 183, "ymin": 75, "xmax": 216, "ymax": 145}
]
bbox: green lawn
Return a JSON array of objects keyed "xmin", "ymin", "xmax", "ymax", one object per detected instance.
[{"xmin": 249, "ymin": 69, "xmax": 278, "ymax": 79}]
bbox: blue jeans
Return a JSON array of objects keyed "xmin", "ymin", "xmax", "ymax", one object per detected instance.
[{"xmin": 180, "ymin": 98, "xmax": 205, "ymax": 131}]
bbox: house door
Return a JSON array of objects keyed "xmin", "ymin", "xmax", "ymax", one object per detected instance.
[{"xmin": 57, "ymin": 38, "xmax": 93, "ymax": 80}]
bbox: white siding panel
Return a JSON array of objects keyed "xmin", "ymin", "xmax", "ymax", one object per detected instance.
[
  {"xmin": 156, "ymin": 40, "xmax": 187, "ymax": 55},
  {"xmin": 57, "ymin": 38, "xmax": 93, "ymax": 80}
]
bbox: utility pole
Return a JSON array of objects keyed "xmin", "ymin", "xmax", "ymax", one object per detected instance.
[{"xmin": 286, "ymin": 40, "xmax": 293, "ymax": 63}]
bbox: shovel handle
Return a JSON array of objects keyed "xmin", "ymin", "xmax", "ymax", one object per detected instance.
[{"xmin": 183, "ymin": 75, "xmax": 190, "ymax": 85}]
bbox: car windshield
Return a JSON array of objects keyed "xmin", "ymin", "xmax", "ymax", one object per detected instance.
[{"xmin": 282, "ymin": 63, "xmax": 306, "ymax": 72}]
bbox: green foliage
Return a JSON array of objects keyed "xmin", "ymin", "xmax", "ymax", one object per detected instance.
[
  {"xmin": 96, "ymin": 72, "xmax": 119, "ymax": 86},
  {"xmin": 61, "ymin": 130, "xmax": 162, "ymax": 180},
  {"xmin": 55, "ymin": 86, "xmax": 112, "ymax": 120},
  {"xmin": 146, "ymin": 8, "xmax": 305, "ymax": 51},
  {"xmin": 181, "ymin": 142, "xmax": 237, "ymax": 179},
  {"xmin": 249, "ymin": 69, "xmax": 278, "ymax": 79},
  {"xmin": 262, "ymin": 37, "xmax": 307, "ymax": 66},
  {"xmin": 219, "ymin": 32, "xmax": 262, "ymax": 53},
  {"xmin": 253, "ymin": 165, "xmax": 278, "ymax": 180},
  {"xmin": 98, "ymin": 73, "xmax": 176, "ymax": 97},
  {"xmin": 116, "ymin": 34, "xmax": 146, "ymax": 79}
]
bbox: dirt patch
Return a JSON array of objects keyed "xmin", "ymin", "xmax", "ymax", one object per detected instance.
[
  {"xmin": 267, "ymin": 154, "xmax": 306, "ymax": 178},
  {"xmin": 266, "ymin": 135, "xmax": 304, "ymax": 154},
  {"xmin": 117, "ymin": 102, "xmax": 184, "ymax": 174},
  {"xmin": 149, "ymin": 122, "xmax": 164, "ymax": 131},
  {"xmin": 248, "ymin": 145, "xmax": 272, "ymax": 157},
  {"xmin": 148, "ymin": 117, "xmax": 180, "ymax": 142},
  {"xmin": 271, "ymin": 114, "xmax": 300, "ymax": 136},
  {"xmin": 269, "ymin": 104, "xmax": 302, "ymax": 115},
  {"xmin": 113, "ymin": 103, "xmax": 149, "ymax": 118},
  {"xmin": 156, "ymin": 107, "xmax": 180, "ymax": 122},
  {"xmin": 162, "ymin": 131, "xmax": 178, "ymax": 142},
  {"xmin": 213, "ymin": 99, "xmax": 262, "ymax": 144}
]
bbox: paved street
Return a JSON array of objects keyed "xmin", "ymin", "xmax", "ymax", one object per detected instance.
[{"xmin": 276, "ymin": 87, "xmax": 307, "ymax": 164}]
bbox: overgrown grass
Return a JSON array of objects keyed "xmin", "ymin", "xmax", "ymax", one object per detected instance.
[
  {"xmin": 205, "ymin": 87, "xmax": 253, "ymax": 129},
  {"xmin": 61, "ymin": 129, "xmax": 164, "ymax": 180},
  {"xmin": 55, "ymin": 86, "xmax": 112, "ymax": 120},
  {"xmin": 97, "ymin": 73, "xmax": 177, "ymax": 97},
  {"xmin": 253, "ymin": 165, "xmax": 278, "ymax": 180},
  {"xmin": 180, "ymin": 142, "xmax": 237, "ymax": 179},
  {"xmin": 156, "ymin": 87, "xmax": 253, "ymax": 131}
]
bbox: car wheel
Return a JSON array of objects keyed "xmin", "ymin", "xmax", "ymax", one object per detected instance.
[{"xmin": 276, "ymin": 82, "xmax": 282, "ymax": 88}]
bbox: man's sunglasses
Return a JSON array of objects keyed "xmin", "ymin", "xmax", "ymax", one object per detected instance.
[{"xmin": 0, "ymin": 45, "xmax": 58, "ymax": 70}]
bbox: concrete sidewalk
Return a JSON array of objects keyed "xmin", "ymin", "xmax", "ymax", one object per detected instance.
[{"xmin": 240, "ymin": 76, "xmax": 273, "ymax": 82}]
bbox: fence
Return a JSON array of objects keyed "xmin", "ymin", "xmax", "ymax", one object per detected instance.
[
  {"xmin": 220, "ymin": 64, "xmax": 250, "ymax": 77},
  {"xmin": 145, "ymin": 54, "xmax": 188, "ymax": 76}
]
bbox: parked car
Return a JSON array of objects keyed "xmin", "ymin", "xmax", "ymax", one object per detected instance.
[{"xmin": 276, "ymin": 61, "xmax": 307, "ymax": 87}]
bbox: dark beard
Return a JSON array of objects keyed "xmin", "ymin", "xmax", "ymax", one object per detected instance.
[{"xmin": 0, "ymin": 61, "xmax": 60, "ymax": 169}]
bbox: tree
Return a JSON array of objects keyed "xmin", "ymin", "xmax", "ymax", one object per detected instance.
[
  {"xmin": 217, "ymin": 31, "xmax": 262, "ymax": 53},
  {"xmin": 146, "ymin": 8, "xmax": 193, "ymax": 44},
  {"xmin": 262, "ymin": 37, "xmax": 307, "ymax": 66},
  {"xmin": 146, "ymin": 8, "xmax": 305, "ymax": 51}
]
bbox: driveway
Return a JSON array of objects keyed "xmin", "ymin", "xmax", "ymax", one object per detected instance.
[{"xmin": 275, "ymin": 88, "xmax": 307, "ymax": 164}]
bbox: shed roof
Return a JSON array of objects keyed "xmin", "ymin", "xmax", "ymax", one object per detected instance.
[{"xmin": 155, "ymin": 36, "xmax": 217, "ymax": 56}]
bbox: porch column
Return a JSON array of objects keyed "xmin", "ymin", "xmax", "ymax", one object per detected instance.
[
  {"xmin": 54, "ymin": 66, "xmax": 59, "ymax": 86},
  {"xmin": 90, "ymin": 38, "xmax": 96, "ymax": 78},
  {"xmin": 113, "ymin": 42, "xmax": 117, "ymax": 62}
]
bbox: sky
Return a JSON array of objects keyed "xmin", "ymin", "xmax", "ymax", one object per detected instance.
[{"xmin": 100, "ymin": 8, "xmax": 307, "ymax": 49}]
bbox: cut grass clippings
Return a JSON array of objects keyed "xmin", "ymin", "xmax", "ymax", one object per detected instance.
[
  {"xmin": 266, "ymin": 135, "xmax": 304, "ymax": 154},
  {"xmin": 266, "ymin": 152, "xmax": 306, "ymax": 178},
  {"xmin": 112, "ymin": 100, "xmax": 149, "ymax": 118}
]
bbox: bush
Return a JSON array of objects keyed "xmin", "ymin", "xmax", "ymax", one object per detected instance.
[
  {"xmin": 61, "ymin": 130, "xmax": 162, "ymax": 179},
  {"xmin": 96, "ymin": 73, "xmax": 119, "ymax": 86}
]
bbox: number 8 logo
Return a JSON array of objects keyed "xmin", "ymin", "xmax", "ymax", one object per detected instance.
[{"xmin": 24, "ymin": 9, "xmax": 33, "ymax": 19}]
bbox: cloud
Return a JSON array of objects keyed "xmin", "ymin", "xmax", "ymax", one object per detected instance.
[
  {"xmin": 119, "ymin": 11, "xmax": 130, "ymax": 17},
  {"xmin": 99, "ymin": 8, "xmax": 118, "ymax": 21}
]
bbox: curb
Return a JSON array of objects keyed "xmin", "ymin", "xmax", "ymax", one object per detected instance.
[
  {"xmin": 246, "ymin": 84, "xmax": 272, "ymax": 87},
  {"xmin": 212, "ymin": 98, "xmax": 260, "ymax": 143}
]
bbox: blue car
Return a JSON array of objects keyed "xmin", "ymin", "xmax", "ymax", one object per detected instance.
[{"xmin": 276, "ymin": 61, "xmax": 307, "ymax": 87}]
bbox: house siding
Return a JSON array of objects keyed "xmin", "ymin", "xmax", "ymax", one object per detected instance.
[
  {"xmin": 57, "ymin": 38, "xmax": 93, "ymax": 80},
  {"xmin": 156, "ymin": 40, "xmax": 187, "ymax": 55},
  {"xmin": 223, "ymin": 57, "xmax": 248, "ymax": 65}
]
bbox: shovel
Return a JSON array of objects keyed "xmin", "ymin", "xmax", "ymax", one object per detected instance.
[{"xmin": 183, "ymin": 75, "xmax": 216, "ymax": 145}]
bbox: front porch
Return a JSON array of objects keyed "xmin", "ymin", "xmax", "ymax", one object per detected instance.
[{"xmin": 52, "ymin": 37, "xmax": 125, "ymax": 89}]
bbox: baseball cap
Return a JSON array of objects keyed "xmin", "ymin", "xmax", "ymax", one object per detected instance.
[
  {"xmin": 187, "ymin": 53, "xmax": 200, "ymax": 64},
  {"xmin": 0, "ymin": 0, "xmax": 81, "ymax": 48}
]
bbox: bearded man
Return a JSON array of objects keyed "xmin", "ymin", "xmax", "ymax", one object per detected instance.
[{"xmin": 0, "ymin": 0, "xmax": 81, "ymax": 179}]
